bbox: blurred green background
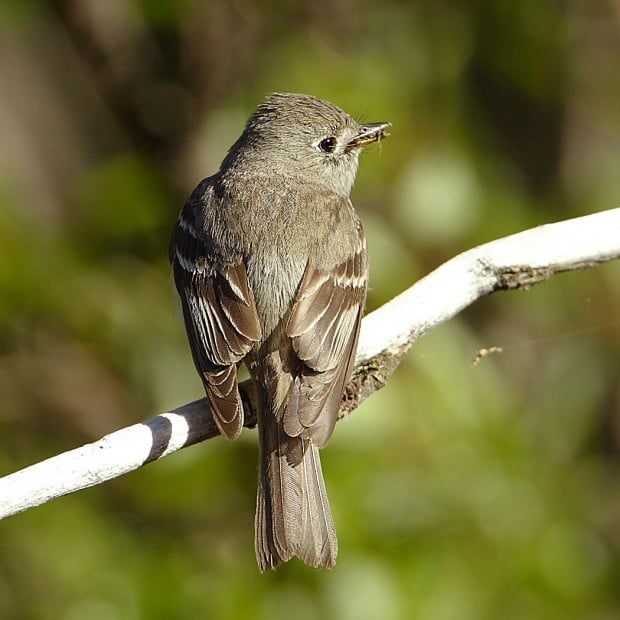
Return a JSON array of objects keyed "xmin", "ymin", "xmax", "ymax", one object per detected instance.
[{"xmin": 1, "ymin": 1, "xmax": 619, "ymax": 618}]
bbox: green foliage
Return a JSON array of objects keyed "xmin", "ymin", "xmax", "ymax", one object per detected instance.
[
  {"xmin": 70, "ymin": 153, "xmax": 172, "ymax": 259},
  {"xmin": 0, "ymin": 1, "xmax": 619, "ymax": 619}
]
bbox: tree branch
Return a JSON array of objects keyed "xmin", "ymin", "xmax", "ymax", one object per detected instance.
[{"xmin": 1, "ymin": 208, "xmax": 619, "ymax": 519}]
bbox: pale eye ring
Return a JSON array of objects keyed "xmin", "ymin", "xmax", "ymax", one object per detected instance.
[{"xmin": 318, "ymin": 137, "xmax": 337, "ymax": 153}]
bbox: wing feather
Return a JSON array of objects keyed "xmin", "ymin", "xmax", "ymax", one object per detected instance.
[
  {"xmin": 283, "ymin": 231, "xmax": 367, "ymax": 446},
  {"xmin": 171, "ymin": 208, "xmax": 261, "ymax": 439}
]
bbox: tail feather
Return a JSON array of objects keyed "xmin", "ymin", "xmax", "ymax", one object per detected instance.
[
  {"xmin": 255, "ymin": 417, "xmax": 337, "ymax": 571},
  {"xmin": 298, "ymin": 438, "xmax": 337, "ymax": 567}
]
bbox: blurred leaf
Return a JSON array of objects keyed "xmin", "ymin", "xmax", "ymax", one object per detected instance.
[{"xmin": 70, "ymin": 153, "xmax": 172, "ymax": 259}]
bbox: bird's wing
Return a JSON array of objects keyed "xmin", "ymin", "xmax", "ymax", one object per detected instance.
[
  {"xmin": 171, "ymin": 211, "xmax": 262, "ymax": 439},
  {"xmin": 284, "ymin": 229, "xmax": 367, "ymax": 447}
]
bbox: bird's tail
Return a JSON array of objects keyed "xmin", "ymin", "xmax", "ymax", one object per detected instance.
[{"xmin": 255, "ymin": 411, "xmax": 337, "ymax": 571}]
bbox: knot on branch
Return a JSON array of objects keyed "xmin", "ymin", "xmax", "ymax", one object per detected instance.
[{"xmin": 496, "ymin": 265, "xmax": 555, "ymax": 291}]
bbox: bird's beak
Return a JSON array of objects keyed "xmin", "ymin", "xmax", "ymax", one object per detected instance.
[{"xmin": 347, "ymin": 122, "xmax": 391, "ymax": 149}]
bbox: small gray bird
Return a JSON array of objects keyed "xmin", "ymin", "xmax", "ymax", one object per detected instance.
[{"xmin": 170, "ymin": 92, "xmax": 389, "ymax": 571}]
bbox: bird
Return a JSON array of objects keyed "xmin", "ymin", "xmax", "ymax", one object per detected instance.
[{"xmin": 170, "ymin": 92, "xmax": 389, "ymax": 570}]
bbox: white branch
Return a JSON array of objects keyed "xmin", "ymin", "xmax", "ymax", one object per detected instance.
[
  {"xmin": 358, "ymin": 207, "xmax": 620, "ymax": 360},
  {"xmin": 1, "ymin": 208, "xmax": 619, "ymax": 519}
]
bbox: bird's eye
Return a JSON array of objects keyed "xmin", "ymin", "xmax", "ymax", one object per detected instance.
[{"xmin": 318, "ymin": 137, "xmax": 337, "ymax": 153}]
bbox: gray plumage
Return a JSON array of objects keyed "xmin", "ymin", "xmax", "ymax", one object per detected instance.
[{"xmin": 170, "ymin": 92, "xmax": 389, "ymax": 570}]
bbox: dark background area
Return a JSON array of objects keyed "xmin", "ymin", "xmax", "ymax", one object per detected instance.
[{"xmin": 1, "ymin": 1, "xmax": 619, "ymax": 618}]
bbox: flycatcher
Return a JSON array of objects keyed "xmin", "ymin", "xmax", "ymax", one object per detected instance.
[{"xmin": 170, "ymin": 92, "xmax": 389, "ymax": 570}]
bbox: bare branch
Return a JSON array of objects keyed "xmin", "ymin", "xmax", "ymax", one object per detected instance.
[{"xmin": 1, "ymin": 208, "xmax": 619, "ymax": 519}]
